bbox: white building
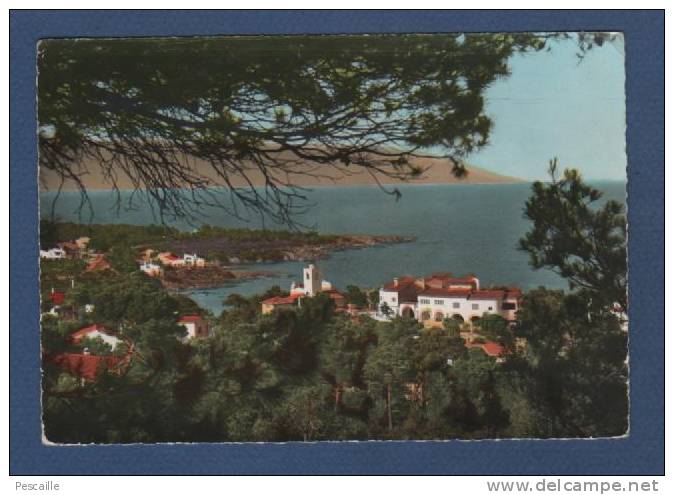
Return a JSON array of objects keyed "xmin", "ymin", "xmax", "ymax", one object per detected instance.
[
  {"xmin": 178, "ymin": 315, "xmax": 210, "ymax": 341},
  {"xmin": 183, "ymin": 253, "xmax": 206, "ymax": 267},
  {"xmin": 70, "ymin": 324, "xmax": 123, "ymax": 350},
  {"xmin": 377, "ymin": 273, "xmax": 521, "ymax": 325},
  {"xmin": 40, "ymin": 247, "xmax": 66, "ymax": 259},
  {"xmin": 139, "ymin": 261, "xmax": 163, "ymax": 277}
]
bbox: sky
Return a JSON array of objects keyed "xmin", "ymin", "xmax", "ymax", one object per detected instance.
[{"xmin": 466, "ymin": 35, "xmax": 627, "ymax": 181}]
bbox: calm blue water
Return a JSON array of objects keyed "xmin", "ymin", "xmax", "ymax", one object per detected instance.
[{"xmin": 40, "ymin": 182, "xmax": 627, "ymax": 314}]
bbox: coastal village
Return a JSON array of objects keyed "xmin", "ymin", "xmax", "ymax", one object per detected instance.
[
  {"xmin": 41, "ymin": 235, "xmax": 216, "ymax": 381},
  {"xmin": 261, "ymin": 263, "xmax": 521, "ymax": 360},
  {"xmin": 32, "ymin": 32, "xmax": 631, "ymax": 445},
  {"xmin": 41, "ymin": 231, "xmax": 522, "ymax": 384}
]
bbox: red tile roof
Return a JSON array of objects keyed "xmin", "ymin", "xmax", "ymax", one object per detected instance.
[
  {"xmin": 49, "ymin": 291, "xmax": 66, "ymax": 306},
  {"xmin": 384, "ymin": 274, "xmax": 478, "ymax": 292},
  {"xmin": 178, "ymin": 315, "xmax": 204, "ymax": 323},
  {"xmin": 322, "ymin": 289, "xmax": 345, "ymax": 299},
  {"xmin": 504, "ymin": 289, "xmax": 523, "ymax": 299},
  {"xmin": 261, "ymin": 294, "xmax": 300, "ymax": 306},
  {"xmin": 381, "ymin": 276, "xmax": 416, "ymax": 291},
  {"xmin": 50, "ymin": 353, "xmax": 124, "ymax": 381},
  {"xmin": 429, "ymin": 271, "xmax": 454, "ymax": 278},
  {"xmin": 481, "ymin": 342, "xmax": 507, "ymax": 357},
  {"xmin": 58, "ymin": 241, "xmax": 80, "ymax": 251},
  {"xmin": 468, "ymin": 290, "xmax": 507, "ymax": 300},
  {"xmin": 418, "ymin": 288, "xmax": 472, "ymax": 298},
  {"xmin": 86, "ymin": 255, "xmax": 112, "ymax": 272},
  {"xmin": 70, "ymin": 324, "xmax": 112, "ymax": 343},
  {"xmin": 430, "ymin": 274, "xmax": 477, "ymax": 284}
]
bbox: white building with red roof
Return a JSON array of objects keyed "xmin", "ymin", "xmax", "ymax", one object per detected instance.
[
  {"xmin": 70, "ymin": 324, "xmax": 122, "ymax": 350},
  {"xmin": 157, "ymin": 252, "xmax": 184, "ymax": 266},
  {"xmin": 178, "ymin": 315, "xmax": 210, "ymax": 340},
  {"xmin": 139, "ymin": 261, "xmax": 163, "ymax": 277},
  {"xmin": 377, "ymin": 272, "xmax": 521, "ymax": 324},
  {"xmin": 157, "ymin": 252, "xmax": 206, "ymax": 268}
]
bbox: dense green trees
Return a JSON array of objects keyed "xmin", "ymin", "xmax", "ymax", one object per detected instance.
[
  {"xmin": 502, "ymin": 289, "xmax": 627, "ymax": 438},
  {"xmin": 511, "ymin": 163, "xmax": 628, "ymax": 438},
  {"xmin": 42, "ymin": 281, "xmax": 516, "ymax": 442},
  {"xmin": 520, "ymin": 159, "xmax": 627, "ymax": 312},
  {"xmin": 344, "ymin": 285, "xmax": 368, "ymax": 308},
  {"xmin": 42, "ymin": 271, "xmax": 189, "ymax": 443}
]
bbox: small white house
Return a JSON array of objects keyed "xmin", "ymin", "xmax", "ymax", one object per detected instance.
[
  {"xmin": 40, "ymin": 247, "xmax": 66, "ymax": 259},
  {"xmin": 70, "ymin": 324, "xmax": 122, "ymax": 350},
  {"xmin": 139, "ymin": 261, "xmax": 163, "ymax": 277},
  {"xmin": 178, "ymin": 315, "xmax": 210, "ymax": 341},
  {"xmin": 183, "ymin": 253, "xmax": 206, "ymax": 267}
]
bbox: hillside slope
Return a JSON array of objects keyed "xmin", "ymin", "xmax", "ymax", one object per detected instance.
[{"xmin": 39, "ymin": 153, "xmax": 524, "ymax": 191}]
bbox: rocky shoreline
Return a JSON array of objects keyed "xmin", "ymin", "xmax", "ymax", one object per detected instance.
[
  {"xmin": 163, "ymin": 233, "xmax": 414, "ymax": 265},
  {"xmin": 231, "ymin": 234, "xmax": 416, "ymax": 264},
  {"xmin": 159, "ymin": 234, "xmax": 414, "ymax": 290},
  {"xmin": 161, "ymin": 265, "xmax": 281, "ymax": 290}
]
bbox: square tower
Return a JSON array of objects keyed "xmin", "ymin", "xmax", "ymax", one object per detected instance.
[{"xmin": 303, "ymin": 263, "xmax": 321, "ymax": 296}]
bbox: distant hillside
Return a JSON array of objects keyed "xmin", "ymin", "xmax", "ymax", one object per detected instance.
[{"xmin": 39, "ymin": 152, "xmax": 524, "ymax": 191}]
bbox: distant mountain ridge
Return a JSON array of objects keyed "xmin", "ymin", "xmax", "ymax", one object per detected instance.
[{"xmin": 39, "ymin": 153, "xmax": 524, "ymax": 191}]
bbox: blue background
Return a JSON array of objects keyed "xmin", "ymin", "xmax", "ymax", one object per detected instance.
[{"xmin": 10, "ymin": 10, "xmax": 664, "ymax": 475}]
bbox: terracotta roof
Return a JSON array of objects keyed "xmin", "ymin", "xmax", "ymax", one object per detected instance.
[
  {"xmin": 261, "ymin": 294, "xmax": 300, "ymax": 305},
  {"xmin": 49, "ymin": 291, "xmax": 66, "ymax": 305},
  {"xmin": 70, "ymin": 324, "xmax": 112, "ymax": 343},
  {"xmin": 481, "ymin": 342, "xmax": 507, "ymax": 357},
  {"xmin": 418, "ymin": 288, "xmax": 472, "ymax": 298},
  {"xmin": 50, "ymin": 353, "xmax": 124, "ymax": 381},
  {"xmin": 158, "ymin": 252, "xmax": 181, "ymax": 261},
  {"xmin": 322, "ymin": 289, "xmax": 345, "ymax": 299},
  {"xmin": 469, "ymin": 290, "xmax": 507, "ymax": 300},
  {"xmin": 381, "ymin": 276, "xmax": 416, "ymax": 291},
  {"xmin": 430, "ymin": 274, "xmax": 477, "ymax": 284},
  {"xmin": 178, "ymin": 315, "xmax": 203, "ymax": 323},
  {"xmin": 58, "ymin": 241, "xmax": 80, "ymax": 251},
  {"xmin": 384, "ymin": 274, "xmax": 478, "ymax": 291},
  {"xmin": 86, "ymin": 255, "xmax": 111, "ymax": 272}
]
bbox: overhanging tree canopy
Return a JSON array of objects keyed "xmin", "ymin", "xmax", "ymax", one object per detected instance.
[{"xmin": 37, "ymin": 33, "xmax": 608, "ymax": 224}]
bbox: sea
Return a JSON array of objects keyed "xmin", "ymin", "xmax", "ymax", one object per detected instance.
[{"xmin": 40, "ymin": 182, "xmax": 627, "ymax": 315}]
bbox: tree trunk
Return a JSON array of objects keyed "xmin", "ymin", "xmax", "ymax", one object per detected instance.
[{"xmin": 387, "ymin": 383, "xmax": 393, "ymax": 432}]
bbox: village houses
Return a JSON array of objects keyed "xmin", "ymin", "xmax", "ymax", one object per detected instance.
[
  {"xmin": 157, "ymin": 252, "xmax": 206, "ymax": 268},
  {"xmin": 40, "ymin": 237, "xmax": 90, "ymax": 260},
  {"xmin": 40, "ymin": 247, "xmax": 67, "ymax": 260}
]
